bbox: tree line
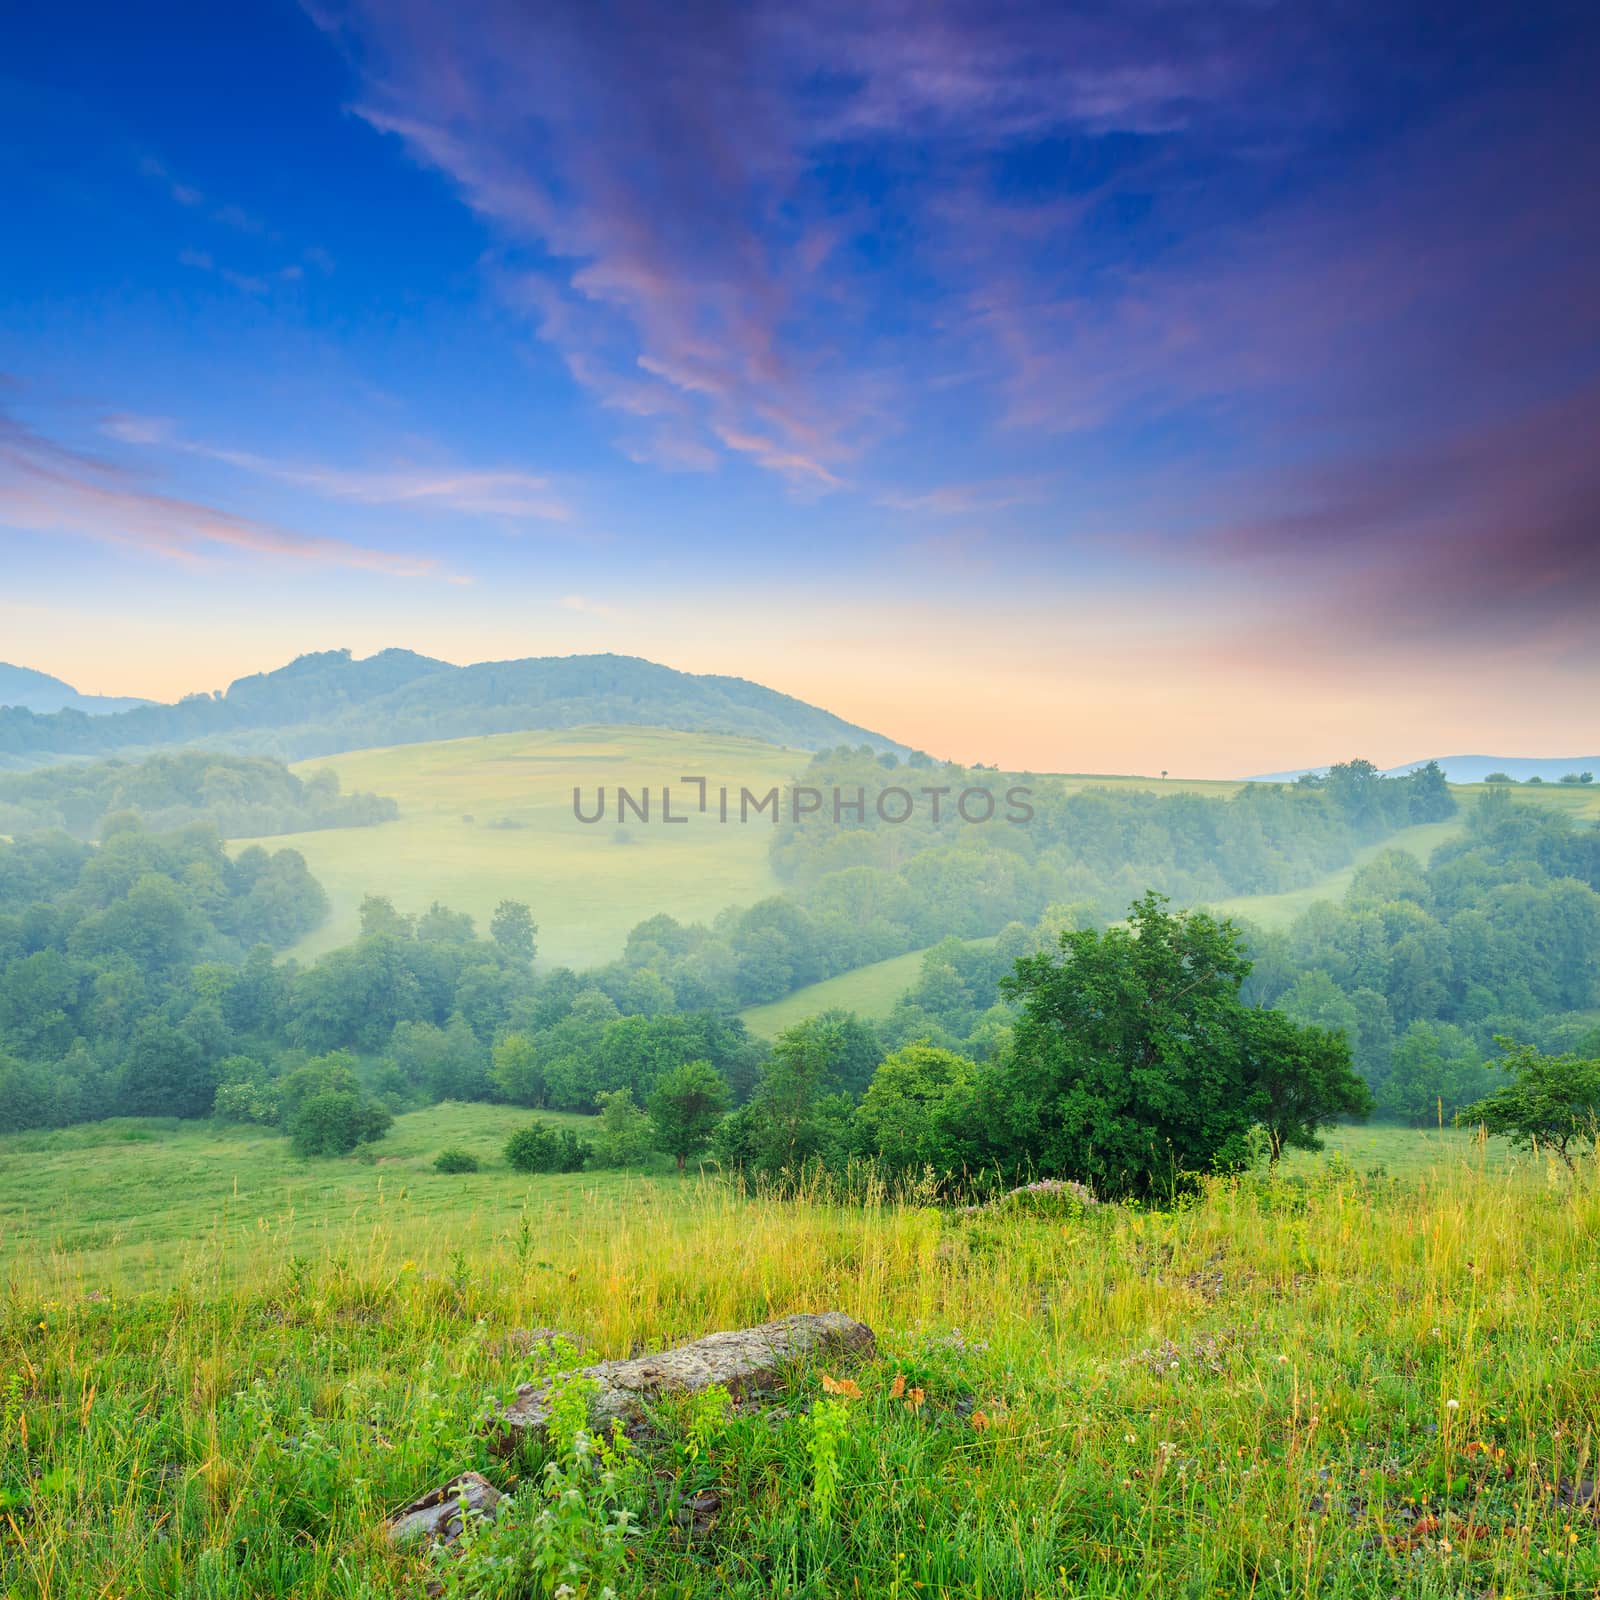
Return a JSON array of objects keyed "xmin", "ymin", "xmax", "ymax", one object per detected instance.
[{"xmin": 0, "ymin": 751, "xmax": 397, "ymax": 841}]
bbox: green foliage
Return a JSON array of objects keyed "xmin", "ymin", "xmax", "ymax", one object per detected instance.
[
  {"xmin": 1461, "ymin": 1042, "xmax": 1600, "ymax": 1168},
  {"xmin": 446, "ymin": 1372, "xmax": 642, "ymax": 1598},
  {"xmin": 646, "ymin": 1059, "xmax": 731, "ymax": 1170},
  {"xmin": 432, "ymin": 1147, "xmax": 480, "ymax": 1173},
  {"xmin": 999, "ymin": 893, "xmax": 1267, "ymax": 1197},
  {"xmin": 721, "ymin": 1017, "xmax": 859, "ymax": 1177},
  {"xmin": 211, "ymin": 1055, "xmax": 279, "ymax": 1124},
  {"xmin": 1241, "ymin": 1008, "xmax": 1374, "ymax": 1163},
  {"xmin": 505, "ymin": 1121, "xmax": 590, "ymax": 1173},
  {"xmin": 489, "ymin": 899, "xmax": 537, "ymax": 965},
  {"xmin": 803, "ymin": 1397, "xmax": 851, "ymax": 1522},
  {"xmin": 854, "ymin": 1043, "xmax": 980, "ymax": 1175},
  {"xmin": 0, "ymin": 750, "xmax": 396, "ymax": 842},
  {"xmin": 281, "ymin": 1051, "xmax": 392, "ymax": 1156},
  {"xmin": 587, "ymin": 1088, "xmax": 654, "ymax": 1168},
  {"xmin": 288, "ymin": 1089, "xmax": 392, "ymax": 1157}
]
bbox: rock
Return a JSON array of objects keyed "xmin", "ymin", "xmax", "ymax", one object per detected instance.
[
  {"xmin": 488, "ymin": 1311, "xmax": 875, "ymax": 1447},
  {"xmin": 385, "ymin": 1471, "xmax": 502, "ymax": 1547},
  {"xmin": 674, "ymin": 1487, "xmax": 722, "ymax": 1535}
]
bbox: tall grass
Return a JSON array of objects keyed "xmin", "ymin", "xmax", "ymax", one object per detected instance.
[{"xmin": 3, "ymin": 1138, "xmax": 1598, "ymax": 1597}]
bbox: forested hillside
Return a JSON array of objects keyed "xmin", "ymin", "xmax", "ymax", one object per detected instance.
[
  {"xmin": 0, "ymin": 752, "xmax": 397, "ymax": 840},
  {"xmin": 0, "ymin": 649, "xmax": 907, "ymax": 767},
  {"xmin": 0, "ymin": 753, "xmax": 1467, "ymax": 1137},
  {"xmin": 6, "ymin": 754, "xmax": 1589, "ymax": 1145},
  {"xmin": 873, "ymin": 795, "xmax": 1600, "ymax": 1123}
]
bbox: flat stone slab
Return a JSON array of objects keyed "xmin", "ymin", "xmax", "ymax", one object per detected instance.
[
  {"xmin": 489, "ymin": 1310, "xmax": 875, "ymax": 1445},
  {"xmin": 386, "ymin": 1471, "xmax": 502, "ymax": 1546}
]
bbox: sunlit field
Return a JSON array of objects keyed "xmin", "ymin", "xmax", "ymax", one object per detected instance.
[
  {"xmin": 229, "ymin": 727, "xmax": 807, "ymax": 969},
  {"xmin": 4, "ymin": 1111, "xmax": 1597, "ymax": 1599}
]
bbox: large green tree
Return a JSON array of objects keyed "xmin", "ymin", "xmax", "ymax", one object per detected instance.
[{"xmin": 1002, "ymin": 894, "xmax": 1289, "ymax": 1197}]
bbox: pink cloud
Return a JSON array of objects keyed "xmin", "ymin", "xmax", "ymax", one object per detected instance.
[{"xmin": 0, "ymin": 408, "xmax": 442, "ymax": 577}]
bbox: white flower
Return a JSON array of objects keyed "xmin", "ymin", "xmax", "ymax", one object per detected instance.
[{"xmin": 1446, "ymin": 1398, "xmax": 1459, "ymax": 1410}]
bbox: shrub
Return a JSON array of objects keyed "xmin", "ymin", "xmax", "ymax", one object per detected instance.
[
  {"xmin": 433, "ymin": 1147, "xmax": 480, "ymax": 1174},
  {"xmin": 505, "ymin": 1122, "xmax": 590, "ymax": 1173},
  {"xmin": 289, "ymin": 1090, "xmax": 392, "ymax": 1157}
]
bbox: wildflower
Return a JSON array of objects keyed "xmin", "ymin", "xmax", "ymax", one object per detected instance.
[
  {"xmin": 820, "ymin": 1372, "xmax": 863, "ymax": 1400},
  {"xmin": 400, "ymin": 1260, "xmax": 417, "ymax": 1273},
  {"xmin": 1446, "ymin": 1399, "xmax": 1459, "ymax": 1411},
  {"xmin": 971, "ymin": 1411, "xmax": 990, "ymax": 1431},
  {"xmin": 1125, "ymin": 1433, "xmax": 1137, "ymax": 1444},
  {"xmin": 888, "ymin": 1374, "xmax": 906, "ymax": 1399},
  {"xmin": 905, "ymin": 1388, "xmax": 925, "ymax": 1412}
]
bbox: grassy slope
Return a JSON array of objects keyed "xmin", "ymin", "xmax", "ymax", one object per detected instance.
[
  {"xmin": 0, "ymin": 1103, "xmax": 608, "ymax": 1295},
  {"xmin": 231, "ymin": 727, "xmax": 805, "ymax": 970},
  {"xmin": 740, "ymin": 937, "xmax": 1000, "ymax": 1038},
  {"xmin": 4, "ymin": 1114, "xmax": 1594, "ymax": 1598}
]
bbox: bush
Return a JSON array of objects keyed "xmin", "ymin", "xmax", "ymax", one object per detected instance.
[
  {"xmin": 505, "ymin": 1122, "xmax": 590, "ymax": 1173},
  {"xmin": 433, "ymin": 1147, "xmax": 480, "ymax": 1173},
  {"xmin": 289, "ymin": 1090, "xmax": 392, "ymax": 1157}
]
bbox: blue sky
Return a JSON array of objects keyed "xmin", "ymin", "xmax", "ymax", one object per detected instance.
[{"xmin": 2, "ymin": 0, "xmax": 1597, "ymax": 774}]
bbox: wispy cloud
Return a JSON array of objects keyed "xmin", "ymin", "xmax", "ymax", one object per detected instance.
[
  {"xmin": 100, "ymin": 416, "xmax": 571, "ymax": 522},
  {"xmin": 0, "ymin": 407, "xmax": 441, "ymax": 577},
  {"xmin": 878, "ymin": 478, "xmax": 1048, "ymax": 516},
  {"xmin": 559, "ymin": 593, "xmax": 623, "ymax": 619},
  {"xmin": 141, "ymin": 153, "xmax": 328, "ymax": 292}
]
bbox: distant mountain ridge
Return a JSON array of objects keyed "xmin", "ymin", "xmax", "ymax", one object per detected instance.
[
  {"xmin": 0, "ymin": 649, "xmax": 912, "ymax": 769},
  {"xmin": 0, "ymin": 662, "xmax": 151, "ymax": 717},
  {"xmin": 1251, "ymin": 755, "xmax": 1600, "ymax": 784}
]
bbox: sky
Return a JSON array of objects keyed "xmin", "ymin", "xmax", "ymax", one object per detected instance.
[{"xmin": 2, "ymin": 0, "xmax": 1597, "ymax": 777}]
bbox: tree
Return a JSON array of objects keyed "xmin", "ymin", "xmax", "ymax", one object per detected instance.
[
  {"xmin": 854, "ymin": 1044, "xmax": 979, "ymax": 1174},
  {"xmin": 491, "ymin": 900, "xmax": 538, "ymax": 965},
  {"xmin": 589, "ymin": 1088, "xmax": 654, "ymax": 1168},
  {"xmin": 1241, "ymin": 1009, "xmax": 1374, "ymax": 1164},
  {"xmin": 1460, "ymin": 1043, "xmax": 1600, "ymax": 1171},
  {"xmin": 648, "ymin": 1060, "xmax": 731, "ymax": 1170},
  {"xmin": 491, "ymin": 1032, "xmax": 545, "ymax": 1106},
  {"xmin": 999, "ymin": 893, "xmax": 1263, "ymax": 1198},
  {"xmin": 121, "ymin": 1017, "xmax": 214, "ymax": 1119}
]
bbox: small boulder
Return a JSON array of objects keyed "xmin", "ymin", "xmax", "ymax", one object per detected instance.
[
  {"xmin": 385, "ymin": 1471, "xmax": 502, "ymax": 1547},
  {"xmin": 488, "ymin": 1311, "xmax": 875, "ymax": 1447}
]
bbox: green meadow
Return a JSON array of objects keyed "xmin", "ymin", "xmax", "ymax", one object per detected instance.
[
  {"xmin": 4, "ymin": 1110, "xmax": 1598, "ymax": 1598},
  {"xmin": 231, "ymin": 727, "xmax": 807, "ymax": 969},
  {"xmin": 740, "ymin": 939, "xmax": 999, "ymax": 1038}
]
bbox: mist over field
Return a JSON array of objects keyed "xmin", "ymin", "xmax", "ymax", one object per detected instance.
[{"xmin": 4, "ymin": 1, "xmax": 1599, "ymax": 1596}]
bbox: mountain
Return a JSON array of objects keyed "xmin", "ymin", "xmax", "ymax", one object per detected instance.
[
  {"xmin": 1250, "ymin": 755, "xmax": 1600, "ymax": 784},
  {"xmin": 0, "ymin": 663, "xmax": 151, "ymax": 716},
  {"xmin": 0, "ymin": 649, "xmax": 912, "ymax": 769}
]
